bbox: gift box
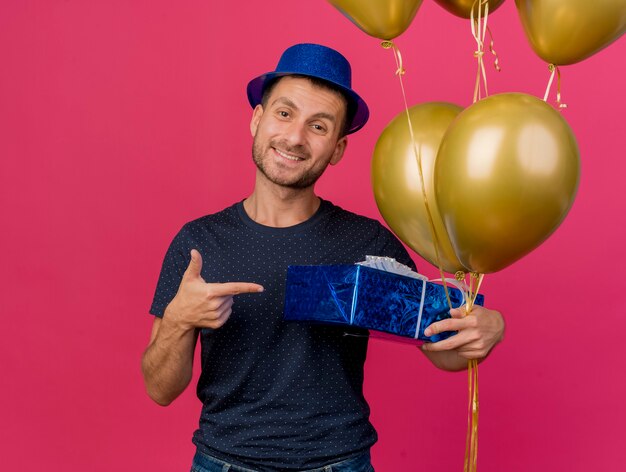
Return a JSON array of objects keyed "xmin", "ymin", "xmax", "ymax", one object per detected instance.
[{"xmin": 283, "ymin": 263, "xmax": 484, "ymax": 344}]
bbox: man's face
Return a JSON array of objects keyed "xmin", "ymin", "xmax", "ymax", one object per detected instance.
[{"xmin": 250, "ymin": 76, "xmax": 348, "ymax": 189}]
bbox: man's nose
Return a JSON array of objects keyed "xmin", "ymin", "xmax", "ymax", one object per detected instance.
[{"xmin": 284, "ymin": 120, "xmax": 307, "ymax": 146}]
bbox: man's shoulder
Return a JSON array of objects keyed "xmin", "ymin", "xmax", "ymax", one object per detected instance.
[
  {"xmin": 322, "ymin": 199, "xmax": 403, "ymax": 244},
  {"xmin": 321, "ymin": 199, "xmax": 413, "ymax": 267},
  {"xmin": 322, "ymin": 199, "xmax": 384, "ymax": 228},
  {"xmin": 165, "ymin": 202, "xmax": 243, "ymax": 247},
  {"xmin": 180, "ymin": 202, "xmax": 241, "ymax": 230}
]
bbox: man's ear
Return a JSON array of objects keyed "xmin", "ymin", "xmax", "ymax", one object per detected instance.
[
  {"xmin": 330, "ymin": 136, "xmax": 348, "ymax": 166},
  {"xmin": 250, "ymin": 105, "xmax": 264, "ymax": 137}
]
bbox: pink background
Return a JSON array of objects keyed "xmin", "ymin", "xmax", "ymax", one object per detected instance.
[{"xmin": 1, "ymin": 1, "xmax": 625, "ymax": 471}]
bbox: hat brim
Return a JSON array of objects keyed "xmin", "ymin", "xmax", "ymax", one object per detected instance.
[{"xmin": 247, "ymin": 72, "xmax": 369, "ymax": 135}]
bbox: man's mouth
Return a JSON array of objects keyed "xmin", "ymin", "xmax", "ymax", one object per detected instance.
[{"xmin": 274, "ymin": 147, "xmax": 305, "ymax": 162}]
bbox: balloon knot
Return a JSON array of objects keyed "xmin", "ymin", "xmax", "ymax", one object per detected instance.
[{"xmin": 381, "ymin": 41, "xmax": 393, "ymax": 49}]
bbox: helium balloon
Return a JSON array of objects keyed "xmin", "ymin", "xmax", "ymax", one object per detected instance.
[
  {"xmin": 435, "ymin": 93, "xmax": 580, "ymax": 274},
  {"xmin": 327, "ymin": 0, "xmax": 424, "ymax": 40},
  {"xmin": 433, "ymin": 0, "xmax": 505, "ymax": 19},
  {"xmin": 516, "ymin": 0, "xmax": 626, "ymax": 65},
  {"xmin": 372, "ymin": 102, "xmax": 465, "ymax": 274}
]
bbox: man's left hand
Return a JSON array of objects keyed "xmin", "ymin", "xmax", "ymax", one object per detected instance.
[{"xmin": 421, "ymin": 306, "xmax": 505, "ymax": 361}]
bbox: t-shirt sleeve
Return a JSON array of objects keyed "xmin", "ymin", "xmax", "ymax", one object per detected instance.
[
  {"xmin": 149, "ymin": 224, "xmax": 193, "ymax": 317},
  {"xmin": 375, "ymin": 222, "xmax": 418, "ymax": 272}
]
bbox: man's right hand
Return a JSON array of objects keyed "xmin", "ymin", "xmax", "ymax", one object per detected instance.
[
  {"xmin": 164, "ymin": 249, "xmax": 264, "ymax": 331},
  {"xmin": 142, "ymin": 249, "xmax": 264, "ymax": 405}
]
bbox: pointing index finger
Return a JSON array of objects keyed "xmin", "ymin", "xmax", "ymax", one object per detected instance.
[{"xmin": 210, "ymin": 282, "xmax": 265, "ymax": 296}]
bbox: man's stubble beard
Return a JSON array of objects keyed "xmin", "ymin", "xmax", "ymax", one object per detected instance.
[{"xmin": 251, "ymin": 135, "xmax": 330, "ymax": 190}]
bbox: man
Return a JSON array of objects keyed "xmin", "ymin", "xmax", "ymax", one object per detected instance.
[{"xmin": 142, "ymin": 43, "xmax": 505, "ymax": 472}]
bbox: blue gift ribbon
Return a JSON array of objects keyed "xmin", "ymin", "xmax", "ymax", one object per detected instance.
[
  {"xmin": 351, "ymin": 266, "xmax": 360, "ymax": 325},
  {"xmin": 414, "ymin": 278, "xmax": 426, "ymax": 339},
  {"xmin": 324, "ymin": 271, "xmax": 346, "ymax": 321}
]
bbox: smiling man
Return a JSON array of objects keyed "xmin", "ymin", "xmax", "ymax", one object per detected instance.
[
  {"xmin": 142, "ymin": 43, "xmax": 505, "ymax": 472},
  {"xmin": 247, "ymin": 75, "xmax": 348, "ymax": 213}
]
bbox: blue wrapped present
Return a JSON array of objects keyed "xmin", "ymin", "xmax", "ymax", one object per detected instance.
[{"xmin": 283, "ymin": 263, "xmax": 484, "ymax": 344}]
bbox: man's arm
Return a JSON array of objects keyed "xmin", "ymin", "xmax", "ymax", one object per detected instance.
[
  {"xmin": 141, "ymin": 316, "xmax": 199, "ymax": 406},
  {"xmin": 141, "ymin": 249, "xmax": 264, "ymax": 406},
  {"xmin": 420, "ymin": 306, "xmax": 505, "ymax": 371}
]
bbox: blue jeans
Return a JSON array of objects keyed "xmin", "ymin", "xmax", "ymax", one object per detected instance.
[{"xmin": 190, "ymin": 449, "xmax": 375, "ymax": 472}]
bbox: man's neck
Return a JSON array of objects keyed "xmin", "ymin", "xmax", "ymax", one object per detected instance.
[{"xmin": 243, "ymin": 181, "xmax": 321, "ymax": 228}]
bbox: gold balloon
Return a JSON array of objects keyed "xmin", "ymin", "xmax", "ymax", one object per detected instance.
[
  {"xmin": 434, "ymin": 93, "xmax": 580, "ymax": 274},
  {"xmin": 516, "ymin": 0, "xmax": 626, "ymax": 65},
  {"xmin": 372, "ymin": 102, "xmax": 465, "ymax": 274},
  {"xmin": 433, "ymin": 0, "xmax": 505, "ymax": 19},
  {"xmin": 327, "ymin": 0, "xmax": 424, "ymax": 40}
]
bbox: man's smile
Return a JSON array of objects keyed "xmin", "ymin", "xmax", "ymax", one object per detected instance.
[{"xmin": 273, "ymin": 147, "xmax": 306, "ymax": 162}]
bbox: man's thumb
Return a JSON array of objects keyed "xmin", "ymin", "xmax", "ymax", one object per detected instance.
[{"xmin": 185, "ymin": 249, "xmax": 203, "ymax": 278}]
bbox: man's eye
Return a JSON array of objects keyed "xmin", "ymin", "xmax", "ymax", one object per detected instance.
[
  {"xmin": 278, "ymin": 111, "xmax": 289, "ymax": 118},
  {"xmin": 312, "ymin": 124, "xmax": 327, "ymax": 133}
]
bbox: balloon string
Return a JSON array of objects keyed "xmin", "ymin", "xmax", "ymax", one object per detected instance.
[
  {"xmin": 486, "ymin": 26, "xmax": 501, "ymax": 72},
  {"xmin": 469, "ymin": 272, "xmax": 484, "ymax": 310},
  {"xmin": 469, "ymin": 358, "xmax": 479, "ymax": 471},
  {"xmin": 465, "ymin": 359, "xmax": 479, "ymax": 472},
  {"xmin": 468, "ymin": 5, "xmax": 489, "ymax": 467},
  {"xmin": 464, "ymin": 358, "xmax": 472, "ymax": 472},
  {"xmin": 470, "ymin": 0, "xmax": 490, "ymax": 103},
  {"xmin": 461, "ymin": 271, "xmax": 484, "ymax": 472},
  {"xmin": 543, "ymin": 64, "xmax": 568, "ymax": 109},
  {"xmin": 383, "ymin": 40, "xmax": 482, "ymax": 472},
  {"xmin": 381, "ymin": 41, "xmax": 453, "ymax": 310}
]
